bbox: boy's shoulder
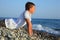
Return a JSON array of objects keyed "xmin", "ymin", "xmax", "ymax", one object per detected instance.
[{"xmin": 24, "ymin": 10, "xmax": 31, "ymax": 21}]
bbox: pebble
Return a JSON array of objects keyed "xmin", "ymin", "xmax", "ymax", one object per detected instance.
[{"xmin": 0, "ymin": 27, "xmax": 59, "ymax": 40}]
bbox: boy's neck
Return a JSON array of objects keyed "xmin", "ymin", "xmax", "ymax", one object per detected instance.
[{"xmin": 27, "ymin": 10, "xmax": 32, "ymax": 14}]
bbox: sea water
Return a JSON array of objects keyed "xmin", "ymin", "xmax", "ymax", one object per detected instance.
[{"xmin": 32, "ymin": 19, "xmax": 60, "ymax": 36}]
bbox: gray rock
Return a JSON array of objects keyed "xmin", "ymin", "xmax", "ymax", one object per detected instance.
[
  {"xmin": 0, "ymin": 36, "xmax": 8, "ymax": 40},
  {"xmin": 0, "ymin": 30, "xmax": 2, "ymax": 36},
  {"xmin": 15, "ymin": 37, "xmax": 19, "ymax": 40},
  {"xmin": 7, "ymin": 31, "xmax": 16, "ymax": 38},
  {"xmin": 0, "ymin": 26, "xmax": 59, "ymax": 40}
]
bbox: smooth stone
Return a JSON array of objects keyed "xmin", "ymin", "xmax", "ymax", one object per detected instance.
[
  {"xmin": 0, "ymin": 30, "xmax": 2, "ymax": 36},
  {"xmin": 7, "ymin": 32, "xmax": 16, "ymax": 38},
  {"xmin": 15, "ymin": 37, "xmax": 20, "ymax": 40},
  {"xmin": 0, "ymin": 26, "xmax": 59, "ymax": 40},
  {"xmin": 1, "ymin": 37, "xmax": 5, "ymax": 40}
]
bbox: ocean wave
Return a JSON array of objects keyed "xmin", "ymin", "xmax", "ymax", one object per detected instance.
[{"xmin": 32, "ymin": 24, "xmax": 60, "ymax": 36}]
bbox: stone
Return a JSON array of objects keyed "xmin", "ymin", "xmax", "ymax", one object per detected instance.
[
  {"xmin": 0, "ymin": 30, "xmax": 2, "ymax": 36},
  {"xmin": 0, "ymin": 26, "xmax": 59, "ymax": 40},
  {"xmin": 1, "ymin": 37, "xmax": 5, "ymax": 40},
  {"xmin": 15, "ymin": 38, "xmax": 19, "ymax": 40},
  {"xmin": 7, "ymin": 31, "xmax": 16, "ymax": 38}
]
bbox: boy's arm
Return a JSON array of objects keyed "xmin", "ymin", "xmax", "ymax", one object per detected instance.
[{"xmin": 25, "ymin": 18, "xmax": 33, "ymax": 36}]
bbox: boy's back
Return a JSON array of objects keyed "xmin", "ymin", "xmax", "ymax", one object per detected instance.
[{"xmin": 5, "ymin": 10, "xmax": 32, "ymax": 29}]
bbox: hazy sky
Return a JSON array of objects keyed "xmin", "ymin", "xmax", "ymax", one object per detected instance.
[{"xmin": 0, "ymin": 0, "xmax": 60, "ymax": 19}]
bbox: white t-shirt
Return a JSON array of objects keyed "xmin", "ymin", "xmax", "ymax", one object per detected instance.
[{"xmin": 5, "ymin": 11, "xmax": 31, "ymax": 29}]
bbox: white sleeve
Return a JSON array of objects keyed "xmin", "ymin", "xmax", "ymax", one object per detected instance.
[{"xmin": 24, "ymin": 11, "xmax": 31, "ymax": 21}]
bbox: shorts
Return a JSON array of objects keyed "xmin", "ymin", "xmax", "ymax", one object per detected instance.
[{"xmin": 5, "ymin": 19, "xmax": 17, "ymax": 29}]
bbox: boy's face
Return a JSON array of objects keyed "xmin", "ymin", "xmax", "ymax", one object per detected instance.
[{"xmin": 29, "ymin": 6, "xmax": 35, "ymax": 14}]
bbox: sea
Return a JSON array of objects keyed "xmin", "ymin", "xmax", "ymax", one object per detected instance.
[
  {"xmin": 0, "ymin": 17, "xmax": 60, "ymax": 36},
  {"xmin": 32, "ymin": 18, "xmax": 60, "ymax": 36}
]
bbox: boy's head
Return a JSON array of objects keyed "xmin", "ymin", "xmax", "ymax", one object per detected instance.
[{"xmin": 25, "ymin": 2, "xmax": 35, "ymax": 14}]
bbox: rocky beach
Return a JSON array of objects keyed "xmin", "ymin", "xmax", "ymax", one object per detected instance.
[{"xmin": 0, "ymin": 20, "xmax": 60, "ymax": 40}]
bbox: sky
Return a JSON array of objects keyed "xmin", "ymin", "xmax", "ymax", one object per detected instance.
[{"xmin": 0, "ymin": 0, "xmax": 60, "ymax": 19}]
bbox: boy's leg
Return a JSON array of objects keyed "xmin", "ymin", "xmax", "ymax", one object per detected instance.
[{"xmin": 5, "ymin": 19, "xmax": 17, "ymax": 29}]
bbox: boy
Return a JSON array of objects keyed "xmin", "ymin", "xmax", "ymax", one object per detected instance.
[{"xmin": 5, "ymin": 2, "xmax": 35, "ymax": 36}]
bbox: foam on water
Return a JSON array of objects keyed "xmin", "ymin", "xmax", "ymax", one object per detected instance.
[{"xmin": 32, "ymin": 24, "xmax": 60, "ymax": 36}]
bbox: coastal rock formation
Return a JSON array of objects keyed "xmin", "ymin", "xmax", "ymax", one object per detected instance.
[
  {"xmin": 0, "ymin": 20, "xmax": 60, "ymax": 40},
  {"xmin": 0, "ymin": 27, "xmax": 60, "ymax": 40}
]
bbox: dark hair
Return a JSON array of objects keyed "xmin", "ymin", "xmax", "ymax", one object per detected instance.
[{"xmin": 25, "ymin": 2, "xmax": 35, "ymax": 10}]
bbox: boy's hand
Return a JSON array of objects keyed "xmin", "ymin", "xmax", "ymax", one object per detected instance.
[{"xmin": 25, "ymin": 19, "xmax": 33, "ymax": 36}]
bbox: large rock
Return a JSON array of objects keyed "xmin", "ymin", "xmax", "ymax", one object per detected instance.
[{"xmin": 0, "ymin": 27, "xmax": 59, "ymax": 40}]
